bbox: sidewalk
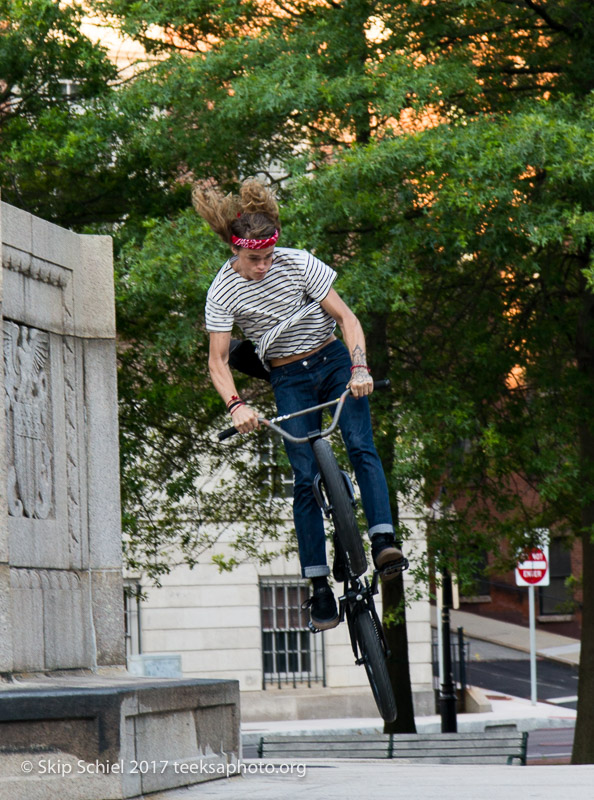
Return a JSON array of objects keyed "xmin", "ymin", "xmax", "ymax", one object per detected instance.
[
  {"xmin": 176, "ymin": 693, "xmax": 581, "ymax": 800},
  {"xmin": 150, "ymin": 762, "xmax": 594, "ymax": 800},
  {"xmin": 242, "ymin": 608, "xmax": 580, "ymax": 749},
  {"xmin": 442, "ymin": 607, "xmax": 581, "ymax": 666},
  {"xmin": 150, "ymin": 693, "xmax": 582, "ymax": 800},
  {"xmin": 242, "ymin": 692, "xmax": 577, "ymax": 751},
  {"xmin": 151, "ymin": 610, "xmax": 584, "ymax": 800}
]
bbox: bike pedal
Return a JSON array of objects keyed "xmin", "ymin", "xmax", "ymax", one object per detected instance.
[
  {"xmin": 379, "ymin": 556, "xmax": 409, "ymax": 579},
  {"xmin": 308, "ymin": 620, "xmax": 322, "ymax": 634}
]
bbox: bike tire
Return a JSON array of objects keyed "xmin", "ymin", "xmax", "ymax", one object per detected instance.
[
  {"xmin": 312, "ymin": 438, "xmax": 367, "ymax": 578},
  {"xmin": 354, "ymin": 610, "xmax": 397, "ymax": 723}
]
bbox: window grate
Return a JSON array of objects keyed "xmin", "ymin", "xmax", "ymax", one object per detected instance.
[{"xmin": 260, "ymin": 578, "xmax": 325, "ymax": 689}]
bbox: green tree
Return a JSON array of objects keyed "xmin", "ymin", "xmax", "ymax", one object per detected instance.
[
  {"xmin": 0, "ymin": 0, "xmax": 183, "ymax": 227},
  {"xmin": 86, "ymin": 0, "xmax": 594, "ymax": 747}
]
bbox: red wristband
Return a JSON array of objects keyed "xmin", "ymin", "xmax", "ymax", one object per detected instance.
[
  {"xmin": 229, "ymin": 401, "xmax": 246, "ymax": 415},
  {"xmin": 350, "ymin": 365, "xmax": 370, "ymax": 373},
  {"xmin": 226, "ymin": 395, "xmax": 241, "ymax": 408}
]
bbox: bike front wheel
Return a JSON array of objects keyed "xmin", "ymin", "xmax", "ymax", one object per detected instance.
[
  {"xmin": 354, "ymin": 610, "xmax": 397, "ymax": 723},
  {"xmin": 312, "ymin": 438, "xmax": 367, "ymax": 578}
]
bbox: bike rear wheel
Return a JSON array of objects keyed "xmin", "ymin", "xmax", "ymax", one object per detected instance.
[
  {"xmin": 354, "ymin": 609, "xmax": 397, "ymax": 723},
  {"xmin": 312, "ymin": 438, "xmax": 367, "ymax": 578}
]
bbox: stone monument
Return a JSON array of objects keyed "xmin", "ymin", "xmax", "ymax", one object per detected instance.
[{"xmin": 0, "ymin": 201, "xmax": 240, "ymax": 798}]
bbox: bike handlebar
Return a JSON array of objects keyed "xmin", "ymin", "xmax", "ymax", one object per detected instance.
[{"xmin": 218, "ymin": 379, "xmax": 391, "ymax": 442}]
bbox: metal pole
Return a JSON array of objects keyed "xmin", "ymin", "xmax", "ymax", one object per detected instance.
[
  {"xmin": 439, "ymin": 569, "xmax": 458, "ymax": 732},
  {"xmin": 529, "ymin": 585, "xmax": 537, "ymax": 705},
  {"xmin": 457, "ymin": 626, "xmax": 467, "ymax": 696},
  {"xmin": 436, "ymin": 572, "xmax": 444, "ymax": 688},
  {"xmin": 136, "ymin": 583, "xmax": 143, "ymax": 655}
]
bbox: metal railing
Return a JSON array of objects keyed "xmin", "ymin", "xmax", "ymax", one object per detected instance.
[{"xmin": 432, "ymin": 625, "xmax": 469, "ymax": 694}]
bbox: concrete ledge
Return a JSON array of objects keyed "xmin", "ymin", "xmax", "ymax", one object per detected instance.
[
  {"xmin": 0, "ymin": 673, "xmax": 239, "ymax": 799},
  {"xmin": 241, "ymin": 687, "xmax": 377, "ymax": 723},
  {"xmin": 240, "ymin": 686, "xmax": 434, "ymax": 723},
  {"xmin": 464, "ymin": 686, "xmax": 493, "ymax": 714}
]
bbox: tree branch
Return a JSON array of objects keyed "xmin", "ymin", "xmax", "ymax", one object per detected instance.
[
  {"xmin": 480, "ymin": 64, "xmax": 564, "ymax": 75},
  {"xmin": 269, "ymin": 0, "xmax": 301, "ymax": 18},
  {"xmin": 498, "ymin": 0, "xmax": 575, "ymax": 35}
]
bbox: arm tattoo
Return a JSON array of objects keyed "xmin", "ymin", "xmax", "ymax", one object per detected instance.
[{"xmin": 351, "ymin": 344, "xmax": 367, "ymax": 366}]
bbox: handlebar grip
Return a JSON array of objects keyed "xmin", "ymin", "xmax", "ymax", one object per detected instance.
[
  {"xmin": 373, "ymin": 379, "xmax": 391, "ymax": 390},
  {"xmin": 218, "ymin": 426, "xmax": 239, "ymax": 441}
]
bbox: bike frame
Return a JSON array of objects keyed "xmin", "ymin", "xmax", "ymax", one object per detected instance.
[{"xmin": 223, "ymin": 384, "xmax": 389, "ymax": 629}]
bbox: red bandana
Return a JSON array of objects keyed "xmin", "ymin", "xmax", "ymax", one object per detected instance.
[{"xmin": 230, "ymin": 230, "xmax": 279, "ymax": 249}]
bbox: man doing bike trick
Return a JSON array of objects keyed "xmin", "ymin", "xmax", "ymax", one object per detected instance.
[{"xmin": 194, "ymin": 178, "xmax": 405, "ymax": 631}]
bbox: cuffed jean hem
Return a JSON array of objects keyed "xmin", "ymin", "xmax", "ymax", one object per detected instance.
[
  {"xmin": 369, "ymin": 524, "xmax": 395, "ymax": 537},
  {"xmin": 303, "ymin": 565, "xmax": 331, "ymax": 578}
]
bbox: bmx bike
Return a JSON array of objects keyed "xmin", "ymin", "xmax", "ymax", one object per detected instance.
[{"xmin": 218, "ymin": 380, "xmax": 406, "ymax": 722}]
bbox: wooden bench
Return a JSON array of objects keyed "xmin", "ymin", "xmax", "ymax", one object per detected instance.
[{"xmin": 257, "ymin": 730, "xmax": 528, "ymax": 765}]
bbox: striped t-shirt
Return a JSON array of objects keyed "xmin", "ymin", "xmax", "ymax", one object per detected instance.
[{"xmin": 205, "ymin": 248, "xmax": 337, "ymax": 362}]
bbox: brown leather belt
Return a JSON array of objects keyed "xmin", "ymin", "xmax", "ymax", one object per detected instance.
[{"xmin": 269, "ymin": 335, "xmax": 337, "ymax": 367}]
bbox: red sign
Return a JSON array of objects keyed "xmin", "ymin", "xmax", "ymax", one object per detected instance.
[{"xmin": 515, "ymin": 546, "xmax": 549, "ymax": 587}]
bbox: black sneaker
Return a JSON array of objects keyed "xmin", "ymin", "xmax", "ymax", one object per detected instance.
[
  {"xmin": 371, "ymin": 535, "xmax": 408, "ymax": 582},
  {"xmin": 304, "ymin": 586, "xmax": 340, "ymax": 631}
]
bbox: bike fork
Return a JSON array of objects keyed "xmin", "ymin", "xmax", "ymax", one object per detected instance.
[
  {"xmin": 312, "ymin": 471, "xmax": 358, "ymax": 518},
  {"xmin": 341, "ymin": 574, "xmax": 392, "ymax": 662}
]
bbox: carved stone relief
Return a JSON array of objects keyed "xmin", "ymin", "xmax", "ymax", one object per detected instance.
[
  {"xmin": 4, "ymin": 321, "xmax": 54, "ymax": 519},
  {"xmin": 63, "ymin": 336, "xmax": 81, "ymax": 546}
]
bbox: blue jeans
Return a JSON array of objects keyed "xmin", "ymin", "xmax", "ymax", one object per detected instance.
[{"xmin": 269, "ymin": 340, "xmax": 394, "ymax": 578}]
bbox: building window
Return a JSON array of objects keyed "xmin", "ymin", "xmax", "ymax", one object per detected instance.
[
  {"xmin": 260, "ymin": 578, "xmax": 325, "ymax": 688},
  {"xmin": 124, "ymin": 581, "xmax": 143, "ymax": 659},
  {"xmin": 58, "ymin": 79, "xmax": 80, "ymax": 101},
  {"xmin": 539, "ymin": 539, "xmax": 574, "ymax": 616},
  {"xmin": 259, "ymin": 439, "xmax": 294, "ymax": 498},
  {"xmin": 460, "ymin": 550, "xmax": 491, "ymax": 601}
]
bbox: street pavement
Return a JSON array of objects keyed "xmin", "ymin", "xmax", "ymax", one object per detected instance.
[{"xmin": 467, "ymin": 640, "xmax": 578, "ymax": 710}]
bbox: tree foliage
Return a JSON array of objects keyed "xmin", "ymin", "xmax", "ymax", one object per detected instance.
[
  {"xmin": 289, "ymin": 95, "xmax": 594, "ymax": 560},
  {"xmin": 0, "ymin": 0, "xmax": 184, "ymax": 227},
  {"xmin": 4, "ymin": 0, "xmax": 594, "ymax": 757}
]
